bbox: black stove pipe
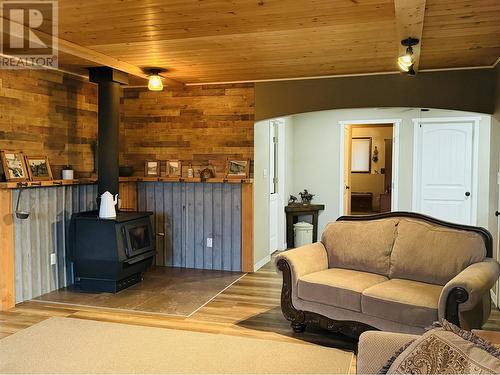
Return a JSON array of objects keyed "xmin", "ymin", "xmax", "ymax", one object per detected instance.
[{"xmin": 88, "ymin": 67, "xmax": 129, "ymax": 200}]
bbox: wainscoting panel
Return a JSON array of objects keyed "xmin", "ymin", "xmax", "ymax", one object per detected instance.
[
  {"xmin": 13, "ymin": 185, "xmax": 97, "ymax": 303},
  {"xmin": 137, "ymin": 182, "xmax": 242, "ymax": 271}
]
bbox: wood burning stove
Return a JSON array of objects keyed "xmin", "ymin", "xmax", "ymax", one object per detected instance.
[
  {"xmin": 71, "ymin": 211, "xmax": 156, "ymax": 292},
  {"xmin": 70, "ymin": 67, "xmax": 155, "ymax": 293}
]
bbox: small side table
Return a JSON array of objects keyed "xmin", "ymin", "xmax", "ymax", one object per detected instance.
[{"xmin": 285, "ymin": 204, "xmax": 325, "ymax": 248}]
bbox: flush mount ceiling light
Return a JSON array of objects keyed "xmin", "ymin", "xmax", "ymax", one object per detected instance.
[
  {"xmin": 398, "ymin": 37, "xmax": 419, "ymax": 75},
  {"xmin": 144, "ymin": 68, "xmax": 167, "ymax": 91}
]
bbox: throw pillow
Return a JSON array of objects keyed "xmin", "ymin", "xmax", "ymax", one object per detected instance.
[{"xmin": 379, "ymin": 320, "xmax": 500, "ymax": 374}]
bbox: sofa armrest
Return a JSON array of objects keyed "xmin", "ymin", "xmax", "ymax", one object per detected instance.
[
  {"xmin": 438, "ymin": 258, "xmax": 500, "ymax": 323},
  {"xmin": 357, "ymin": 331, "xmax": 418, "ymax": 374},
  {"xmin": 275, "ymin": 242, "xmax": 328, "ymax": 281}
]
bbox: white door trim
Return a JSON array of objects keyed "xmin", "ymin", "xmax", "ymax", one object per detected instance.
[
  {"xmin": 411, "ymin": 116, "xmax": 481, "ymax": 225},
  {"xmin": 269, "ymin": 118, "xmax": 286, "ymax": 253},
  {"xmin": 338, "ymin": 119, "xmax": 401, "ymax": 217}
]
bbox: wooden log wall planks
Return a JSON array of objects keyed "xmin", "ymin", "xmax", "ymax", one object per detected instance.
[
  {"xmin": 241, "ymin": 183, "xmax": 254, "ymax": 272},
  {"xmin": 119, "ymin": 182, "xmax": 137, "ymax": 210},
  {"xmin": 0, "ymin": 189, "xmax": 14, "ymax": 310},
  {"xmin": 120, "ymin": 84, "xmax": 255, "ymax": 177},
  {"xmin": 13, "ymin": 184, "xmax": 97, "ymax": 303},
  {"xmin": 0, "ymin": 70, "xmax": 98, "ymax": 178},
  {"xmin": 137, "ymin": 182, "xmax": 242, "ymax": 272}
]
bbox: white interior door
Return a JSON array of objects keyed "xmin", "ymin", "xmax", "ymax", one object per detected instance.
[
  {"xmin": 496, "ymin": 168, "xmax": 500, "ymax": 308},
  {"xmin": 413, "ymin": 119, "xmax": 476, "ymax": 225},
  {"xmin": 343, "ymin": 126, "xmax": 352, "ymax": 215}
]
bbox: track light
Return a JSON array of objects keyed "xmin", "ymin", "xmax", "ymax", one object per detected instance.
[{"xmin": 398, "ymin": 38, "xmax": 419, "ymax": 75}]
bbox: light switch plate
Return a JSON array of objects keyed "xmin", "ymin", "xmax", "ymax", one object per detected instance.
[
  {"xmin": 50, "ymin": 253, "xmax": 57, "ymax": 265},
  {"xmin": 207, "ymin": 238, "xmax": 213, "ymax": 248}
]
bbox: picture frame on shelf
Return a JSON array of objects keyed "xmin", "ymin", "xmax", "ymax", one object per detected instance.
[
  {"xmin": 226, "ymin": 159, "xmax": 249, "ymax": 179},
  {"xmin": 144, "ymin": 160, "xmax": 160, "ymax": 177},
  {"xmin": 24, "ymin": 155, "xmax": 53, "ymax": 181},
  {"xmin": 166, "ymin": 160, "xmax": 182, "ymax": 177},
  {"xmin": 0, "ymin": 151, "xmax": 29, "ymax": 182}
]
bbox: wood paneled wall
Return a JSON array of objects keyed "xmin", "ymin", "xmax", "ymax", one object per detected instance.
[
  {"xmin": 0, "ymin": 70, "xmax": 98, "ymax": 178},
  {"xmin": 137, "ymin": 182, "xmax": 242, "ymax": 272},
  {"xmin": 0, "ymin": 71, "xmax": 256, "ymax": 180},
  {"xmin": 120, "ymin": 84, "xmax": 255, "ymax": 177},
  {"xmin": 13, "ymin": 185, "xmax": 97, "ymax": 303}
]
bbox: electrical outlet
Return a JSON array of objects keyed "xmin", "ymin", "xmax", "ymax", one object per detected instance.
[
  {"xmin": 50, "ymin": 253, "xmax": 57, "ymax": 265},
  {"xmin": 206, "ymin": 238, "xmax": 213, "ymax": 248}
]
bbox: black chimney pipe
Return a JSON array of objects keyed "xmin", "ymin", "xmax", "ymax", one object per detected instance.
[{"xmin": 88, "ymin": 67, "xmax": 128, "ymax": 200}]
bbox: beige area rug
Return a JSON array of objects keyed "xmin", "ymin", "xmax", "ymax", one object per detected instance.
[{"xmin": 0, "ymin": 317, "xmax": 353, "ymax": 374}]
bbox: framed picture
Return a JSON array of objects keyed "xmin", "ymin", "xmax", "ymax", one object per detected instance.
[
  {"xmin": 25, "ymin": 155, "xmax": 53, "ymax": 181},
  {"xmin": 0, "ymin": 151, "xmax": 29, "ymax": 181},
  {"xmin": 166, "ymin": 160, "xmax": 182, "ymax": 177},
  {"xmin": 144, "ymin": 160, "xmax": 160, "ymax": 177},
  {"xmin": 351, "ymin": 137, "xmax": 372, "ymax": 173},
  {"xmin": 226, "ymin": 159, "xmax": 249, "ymax": 179}
]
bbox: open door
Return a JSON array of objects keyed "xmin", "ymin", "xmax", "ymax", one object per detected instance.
[
  {"xmin": 496, "ymin": 166, "xmax": 500, "ymax": 308},
  {"xmin": 343, "ymin": 125, "xmax": 352, "ymax": 215}
]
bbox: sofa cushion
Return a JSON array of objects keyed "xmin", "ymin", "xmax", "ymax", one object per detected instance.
[
  {"xmin": 322, "ymin": 219, "xmax": 398, "ymax": 276},
  {"xmin": 361, "ymin": 279, "xmax": 443, "ymax": 327},
  {"xmin": 298, "ymin": 268, "xmax": 388, "ymax": 312},
  {"xmin": 389, "ymin": 218, "xmax": 486, "ymax": 285}
]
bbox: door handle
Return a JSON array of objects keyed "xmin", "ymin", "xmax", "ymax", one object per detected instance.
[
  {"xmin": 465, "ymin": 192, "xmax": 471, "ymax": 197},
  {"xmin": 345, "ymin": 185, "xmax": 350, "ymax": 190},
  {"xmin": 496, "ymin": 211, "xmax": 500, "ymax": 217}
]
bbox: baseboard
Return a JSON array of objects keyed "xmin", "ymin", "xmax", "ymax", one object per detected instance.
[{"xmin": 254, "ymin": 255, "xmax": 271, "ymax": 271}]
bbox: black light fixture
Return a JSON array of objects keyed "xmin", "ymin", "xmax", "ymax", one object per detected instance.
[
  {"xmin": 398, "ymin": 37, "xmax": 419, "ymax": 75},
  {"xmin": 144, "ymin": 68, "xmax": 167, "ymax": 91}
]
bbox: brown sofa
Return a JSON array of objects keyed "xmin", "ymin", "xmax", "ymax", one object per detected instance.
[{"xmin": 275, "ymin": 212, "xmax": 499, "ymax": 339}]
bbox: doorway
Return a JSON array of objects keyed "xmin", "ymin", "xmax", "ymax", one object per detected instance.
[
  {"xmin": 339, "ymin": 120, "xmax": 400, "ymax": 216},
  {"xmin": 412, "ymin": 117, "xmax": 480, "ymax": 225},
  {"xmin": 269, "ymin": 119, "xmax": 285, "ymax": 254}
]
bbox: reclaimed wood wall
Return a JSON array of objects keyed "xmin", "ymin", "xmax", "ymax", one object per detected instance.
[
  {"xmin": 120, "ymin": 84, "xmax": 255, "ymax": 177},
  {"xmin": 0, "ymin": 70, "xmax": 255, "ymax": 179},
  {"xmin": 137, "ymin": 182, "xmax": 242, "ymax": 272},
  {"xmin": 13, "ymin": 185, "xmax": 97, "ymax": 303},
  {"xmin": 0, "ymin": 70, "xmax": 98, "ymax": 179}
]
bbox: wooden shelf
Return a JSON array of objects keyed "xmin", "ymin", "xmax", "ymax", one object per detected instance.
[
  {"xmin": 119, "ymin": 176, "xmax": 253, "ymax": 184},
  {"xmin": 0, "ymin": 177, "xmax": 253, "ymax": 189},
  {"xmin": 0, "ymin": 178, "xmax": 97, "ymax": 189}
]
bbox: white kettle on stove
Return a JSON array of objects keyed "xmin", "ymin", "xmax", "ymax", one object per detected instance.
[{"xmin": 99, "ymin": 191, "xmax": 118, "ymax": 219}]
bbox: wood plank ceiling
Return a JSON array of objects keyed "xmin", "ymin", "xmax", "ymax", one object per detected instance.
[{"xmin": 8, "ymin": 0, "xmax": 500, "ymax": 84}]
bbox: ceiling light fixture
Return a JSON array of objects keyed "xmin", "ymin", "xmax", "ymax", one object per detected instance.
[
  {"xmin": 145, "ymin": 68, "xmax": 166, "ymax": 91},
  {"xmin": 398, "ymin": 37, "xmax": 419, "ymax": 75}
]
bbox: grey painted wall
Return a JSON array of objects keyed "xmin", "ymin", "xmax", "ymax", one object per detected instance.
[
  {"xmin": 137, "ymin": 182, "xmax": 242, "ymax": 272},
  {"xmin": 14, "ymin": 184, "xmax": 97, "ymax": 303},
  {"xmin": 255, "ymin": 68, "xmax": 496, "ymax": 121}
]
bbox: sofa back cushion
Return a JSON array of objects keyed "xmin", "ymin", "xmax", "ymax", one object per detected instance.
[
  {"xmin": 322, "ymin": 219, "xmax": 398, "ymax": 276},
  {"xmin": 389, "ymin": 218, "xmax": 486, "ymax": 285}
]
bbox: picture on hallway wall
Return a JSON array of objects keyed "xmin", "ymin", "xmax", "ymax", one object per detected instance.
[
  {"xmin": 144, "ymin": 160, "xmax": 160, "ymax": 177},
  {"xmin": 25, "ymin": 155, "xmax": 53, "ymax": 181},
  {"xmin": 226, "ymin": 160, "xmax": 249, "ymax": 179},
  {"xmin": 0, "ymin": 151, "xmax": 28, "ymax": 182}
]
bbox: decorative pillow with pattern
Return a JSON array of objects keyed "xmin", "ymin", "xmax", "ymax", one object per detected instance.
[{"xmin": 382, "ymin": 320, "xmax": 500, "ymax": 374}]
